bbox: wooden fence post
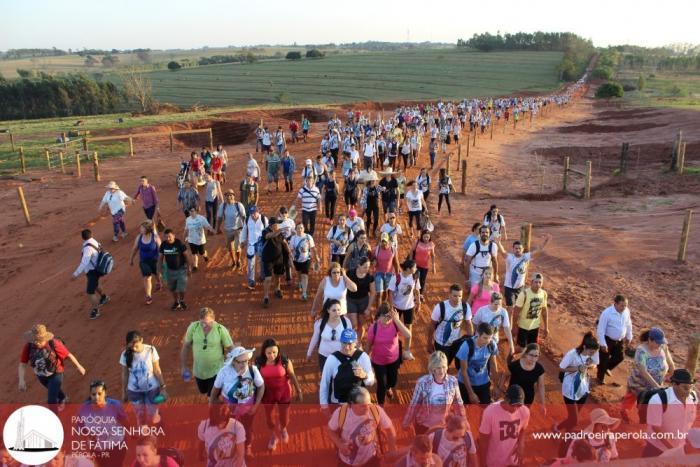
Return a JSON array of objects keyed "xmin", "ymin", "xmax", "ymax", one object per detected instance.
[
  {"xmin": 446, "ymin": 152, "xmax": 451, "ymax": 175},
  {"xmin": 19, "ymin": 146, "xmax": 26, "ymax": 174},
  {"xmin": 620, "ymin": 142, "xmax": 629, "ymax": 174},
  {"xmin": 45, "ymin": 149, "xmax": 51, "ymax": 170},
  {"xmin": 129, "ymin": 136, "xmax": 134, "ymax": 157},
  {"xmin": 461, "ymin": 160, "xmax": 468, "ymax": 194},
  {"xmin": 671, "ymin": 130, "xmax": 682, "ymax": 170},
  {"xmin": 75, "ymin": 151, "xmax": 81, "ymax": 177},
  {"xmin": 563, "ymin": 156, "xmax": 570, "ymax": 192},
  {"xmin": 686, "ymin": 333, "xmax": 700, "ymax": 380},
  {"xmin": 92, "ymin": 152, "xmax": 100, "ymax": 181},
  {"xmin": 490, "ymin": 121, "xmax": 494, "ymax": 140},
  {"xmin": 62, "ymin": 132, "xmax": 68, "ymax": 152},
  {"xmin": 466, "ymin": 138, "xmax": 470, "ymax": 159},
  {"xmin": 10, "ymin": 132, "xmax": 15, "ymax": 151},
  {"xmin": 677, "ymin": 209, "xmax": 693, "ymax": 262},
  {"xmin": 472, "ymin": 129, "xmax": 476, "ymax": 147},
  {"xmin": 457, "ymin": 144, "xmax": 461, "ymax": 169},
  {"xmin": 83, "ymin": 137, "xmax": 88, "ymax": 152},
  {"xmin": 17, "ymin": 186, "xmax": 31, "ymax": 225},
  {"xmin": 677, "ymin": 142, "xmax": 687, "ymax": 174},
  {"xmin": 59, "ymin": 151, "xmax": 65, "ymax": 174},
  {"xmin": 520, "ymin": 223, "xmax": 532, "ymax": 252},
  {"xmin": 209, "ymin": 128, "xmax": 214, "ymax": 150},
  {"xmin": 584, "ymin": 160, "xmax": 592, "ymax": 199},
  {"xmin": 169, "ymin": 132, "xmax": 174, "ymax": 153}
]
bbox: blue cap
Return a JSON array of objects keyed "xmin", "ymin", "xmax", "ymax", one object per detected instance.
[
  {"xmin": 248, "ymin": 205, "xmax": 257, "ymax": 214},
  {"xmin": 649, "ymin": 327, "xmax": 667, "ymax": 345},
  {"xmin": 340, "ymin": 329, "xmax": 358, "ymax": 344}
]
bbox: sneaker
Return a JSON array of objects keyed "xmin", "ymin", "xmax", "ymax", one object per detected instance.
[
  {"xmin": 301, "ymin": 293, "xmax": 308, "ymax": 301},
  {"xmin": 145, "ymin": 296, "xmax": 153, "ymax": 305},
  {"xmin": 274, "ymin": 289, "xmax": 283, "ymax": 299},
  {"xmin": 386, "ymin": 388, "xmax": 395, "ymax": 400},
  {"xmin": 280, "ymin": 428, "xmax": 289, "ymax": 443},
  {"xmin": 120, "ymin": 231, "xmax": 128, "ymax": 239},
  {"xmin": 263, "ymin": 297, "xmax": 269, "ymax": 308},
  {"xmin": 99, "ymin": 294, "xmax": 110, "ymax": 305},
  {"xmin": 247, "ymin": 280, "xmax": 256, "ymax": 290},
  {"xmin": 606, "ymin": 369, "xmax": 613, "ymax": 377},
  {"xmin": 267, "ymin": 434, "xmax": 278, "ymax": 451},
  {"xmin": 112, "ymin": 235, "xmax": 119, "ymax": 242},
  {"xmin": 179, "ymin": 301, "xmax": 188, "ymax": 311},
  {"xmin": 171, "ymin": 302, "xmax": 181, "ymax": 311},
  {"xmin": 89, "ymin": 308, "xmax": 101, "ymax": 320},
  {"xmin": 57, "ymin": 396, "xmax": 69, "ymax": 412},
  {"xmin": 402, "ymin": 350, "xmax": 415, "ymax": 361}
]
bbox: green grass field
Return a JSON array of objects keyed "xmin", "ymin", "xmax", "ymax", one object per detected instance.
[
  {"xmin": 145, "ymin": 49, "xmax": 564, "ymax": 107},
  {"xmin": 616, "ymin": 68, "xmax": 700, "ymax": 109}
]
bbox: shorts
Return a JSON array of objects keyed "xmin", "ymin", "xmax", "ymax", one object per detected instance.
[
  {"xmin": 375, "ymin": 272, "xmax": 393, "ymax": 292},
  {"xmin": 144, "ymin": 205, "xmax": 156, "ymax": 220},
  {"xmin": 517, "ymin": 327, "xmax": 539, "ymax": 348},
  {"xmin": 469, "ymin": 268, "xmax": 486, "ymax": 286},
  {"xmin": 225, "ymin": 229, "xmax": 242, "ymax": 251},
  {"xmin": 303, "ymin": 129, "xmax": 309, "ymax": 135},
  {"xmin": 293, "ymin": 260, "xmax": 311, "ymax": 274},
  {"xmin": 347, "ymin": 296, "xmax": 370, "ymax": 314},
  {"xmin": 263, "ymin": 261, "xmax": 285, "ymax": 278},
  {"xmin": 222, "ymin": 163, "xmax": 227, "ymax": 173},
  {"xmin": 504, "ymin": 286, "xmax": 522, "ymax": 307},
  {"xmin": 267, "ymin": 173, "xmax": 279, "ymax": 183},
  {"xmin": 396, "ymin": 307, "xmax": 414, "ymax": 325},
  {"xmin": 167, "ymin": 267, "xmax": 188, "ymax": 293},
  {"xmin": 195, "ymin": 376, "xmax": 216, "ymax": 396},
  {"xmin": 262, "ymin": 144, "xmax": 271, "ymax": 152},
  {"xmin": 139, "ymin": 258, "xmax": 158, "ymax": 277},
  {"xmin": 86, "ymin": 269, "xmax": 102, "ymax": 294},
  {"xmin": 189, "ymin": 243, "xmax": 206, "ymax": 255}
]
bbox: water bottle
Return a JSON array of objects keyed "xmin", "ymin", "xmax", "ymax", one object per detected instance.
[{"xmin": 182, "ymin": 369, "xmax": 192, "ymax": 382}]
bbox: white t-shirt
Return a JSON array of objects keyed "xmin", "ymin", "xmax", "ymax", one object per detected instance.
[
  {"xmin": 483, "ymin": 214, "xmax": 505, "ymax": 239},
  {"xmin": 363, "ymin": 143, "xmax": 375, "ymax": 158},
  {"xmin": 473, "ymin": 305, "xmax": 511, "ymax": 331},
  {"xmin": 327, "ymin": 405, "xmax": 393, "ymax": 466},
  {"xmin": 197, "ymin": 418, "xmax": 246, "ymax": 467},
  {"xmin": 327, "ymin": 225, "xmax": 354, "ymax": 255},
  {"xmin": 279, "ymin": 218, "xmax": 296, "ymax": 240},
  {"xmin": 504, "ymin": 253, "xmax": 531, "ymax": 289},
  {"xmin": 405, "ymin": 190, "xmax": 424, "ymax": 212},
  {"xmin": 559, "ymin": 349, "xmax": 599, "ymax": 400},
  {"xmin": 479, "ymin": 402, "xmax": 530, "ymax": 467},
  {"xmin": 388, "ymin": 273, "xmax": 420, "ymax": 310},
  {"xmin": 101, "ymin": 190, "xmax": 128, "ymax": 215},
  {"xmin": 345, "ymin": 217, "xmax": 365, "ymax": 235},
  {"xmin": 213, "ymin": 364, "xmax": 264, "ymax": 405},
  {"xmin": 186, "ymin": 214, "xmax": 211, "ymax": 245},
  {"xmin": 350, "ymin": 150, "xmax": 360, "ymax": 164},
  {"xmin": 646, "ymin": 387, "xmax": 697, "ymax": 451},
  {"xmin": 290, "ymin": 234, "xmax": 315, "ymax": 263},
  {"xmin": 307, "ymin": 316, "xmax": 352, "ymax": 358},
  {"xmin": 429, "ymin": 428, "xmax": 477, "ymax": 466},
  {"xmin": 466, "ymin": 241, "xmax": 498, "ymax": 271},
  {"xmin": 380, "ymin": 223, "xmax": 403, "ymax": 251},
  {"xmin": 432, "ymin": 301, "xmax": 472, "ymax": 346},
  {"xmin": 119, "ymin": 345, "xmax": 160, "ymax": 392}
]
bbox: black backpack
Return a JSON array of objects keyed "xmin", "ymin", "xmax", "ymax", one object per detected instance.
[
  {"xmin": 635, "ymin": 387, "xmax": 697, "ymax": 424},
  {"xmin": 331, "ymin": 350, "xmax": 363, "ymax": 403},
  {"xmin": 316, "ymin": 314, "xmax": 349, "ymax": 350},
  {"xmin": 472, "ymin": 240, "xmax": 495, "ymax": 259},
  {"xmin": 431, "ymin": 427, "xmax": 472, "ymax": 455}
]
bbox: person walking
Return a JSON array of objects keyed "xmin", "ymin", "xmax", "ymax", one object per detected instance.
[
  {"xmin": 464, "ymin": 225, "xmax": 498, "ymax": 287},
  {"xmin": 416, "ymin": 168, "xmax": 431, "ymax": 204},
  {"xmin": 483, "ymin": 204, "xmax": 507, "ymax": 241},
  {"xmin": 260, "ymin": 218, "xmax": 290, "ymax": 308},
  {"xmin": 343, "ymin": 229, "xmax": 371, "ymax": 270},
  {"xmin": 255, "ymin": 338, "xmax": 303, "ymax": 451},
  {"xmin": 119, "ymin": 330, "xmax": 167, "ymax": 427},
  {"xmin": 513, "ymin": 273, "xmax": 549, "ymax": 352},
  {"xmin": 297, "ymin": 176, "xmax": 321, "ymax": 236},
  {"xmin": 281, "ymin": 149, "xmax": 296, "ymax": 192},
  {"xmin": 310, "ymin": 263, "xmax": 358, "ymax": 318},
  {"xmin": 99, "ymin": 181, "xmax": 133, "ymax": 242},
  {"xmin": 307, "ymin": 299, "xmax": 353, "ymax": 371},
  {"xmin": 240, "ymin": 205, "xmax": 269, "ymax": 289},
  {"xmin": 366, "ymin": 303, "xmax": 411, "ymax": 404},
  {"xmin": 502, "ymin": 236, "xmax": 550, "ymax": 326},
  {"xmin": 473, "ymin": 292, "xmax": 515, "ymax": 355},
  {"xmin": 402, "ymin": 351, "xmax": 464, "ymax": 435},
  {"xmin": 216, "ymin": 190, "xmax": 247, "ymax": 271},
  {"xmin": 133, "ymin": 176, "xmax": 160, "ymax": 221},
  {"xmin": 387, "ymin": 259, "xmax": 421, "ymax": 361},
  {"xmin": 345, "ymin": 256, "xmax": 375, "ymax": 345},
  {"xmin": 301, "ymin": 115, "xmax": 310, "ymax": 142},
  {"xmin": 379, "ymin": 211, "xmax": 403, "ymax": 252},
  {"xmin": 129, "ymin": 220, "xmax": 162, "ymax": 305},
  {"xmin": 424, "ymin": 414, "xmax": 478, "ymax": 467},
  {"xmin": 372, "ymin": 233, "xmax": 400, "ymax": 307},
  {"xmin": 596, "ymin": 294, "xmax": 634, "ymax": 385},
  {"xmin": 289, "ymin": 223, "xmax": 318, "ymax": 301},
  {"xmin": 430, "ymin": 284, "xmax": 473, "ymax": 367},
  {"xmin": 78, "ymin": 380, "xmax": 128, "ymax": 467},
  {"xmin": 159, "ymin": 228, "xmax": 192, "ymax": 311},
  {"xmin": 327, "ymin": 213, "xmax": 354, "ymax": 265},
  {"xmin": 197, "ymin": 405, "xmax": 246, "ymax": 467},
  {"xmin": 553, "ymin": 332, "xmax": 600, "ymax": 433},
  {"xmin": 456, "ymin": 322, "xmax": 499, "ymax": 404},
  {"xmin": 505, "ymin": 343, "xmax": 546, "ymax": 414},
  {"xmin": 185, "ymin": 207, "xmax": 215, "ymax": 272},
  {"xmin": 72, "ymin": 229, "xmax": 111, "ymax": 319},
  {"xmin": 468, "ymin": 266, "xmax": 500, "ymax": 319},
  {"xmin": 360, "ymin": 172, "xmax": 381, "ymax": 238},
  {"xmin": 265, "ymin": 150, "xmax": 282, "ymax": 193},
  {"xmin": 180, "ymin": 307, "xmax": 234, "ymax": 397},
  {"xmin": 436, "ymin": 169, "xmax": 454, "ymax": 215},
  {"xmin": 203, "ymin": 174, "xmax": 223, "ymax": 231},
  {"xmin": 478, "ymin": 385, "xmax": 530, "ymax": 467},
  {"xmin": 378, "ymin": 168, "xmax": 399, "ymax": 214},
  {"xmin": 319, "ymin": 329, "xmax": 375, "ymax": 406},
  {"xmin": 411, "ymin": 230, "xmax": 436, "ymax": 299},
  {"xmin": 18, "ymin": 324, "xmax": 86, "ymax": 409},
  {"xmin": 239, "ymin": 173, "xmax": 259, "ymax": 211},
  {"xmin": 177, "ymin": 179, "xmax": 200, "ymax": 218},
  {"xmin": 404, "ymin": 181, "xmax": 426, "ymax": 238}
]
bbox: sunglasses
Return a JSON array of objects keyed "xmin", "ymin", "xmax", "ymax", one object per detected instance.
[
  {"xmin": 203, "ymin": 336, "xmax": 208, "ymax": 350},
  {"xmin": 331, "ymin": 329, "xmax": 337, "ymax": 341}
]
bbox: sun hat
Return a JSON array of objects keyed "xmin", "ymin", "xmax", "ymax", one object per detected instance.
[
  {"xmin": 340, "ymin": 329, "xmax": 358, "ymax": 344},
  {"xmin": 670, "ymin": 368, "xmax": 696, "ymax": 384},
  {"xmin": 105, "ymin": 181, "xmax": 120, "ymax": 190},
  {"xmin": 504, "ymin": 385, "xmax": 525, "ymax": 405},
  {"xmin": 25, "ymin": 324, "xmax": 53, "ymax": 343},
  {"xmin": 305, "ymin": 159, "xmax": 313, "ymax": 165},
  {"xmin": 227, "ymin": 346, "xmax": 255, "ymax": 362},
  {"xmin": 360, "ymin": 171, "xmax": 379, "ymax": 182},
  {"xmin": 225, "ymin": 189, "xmax": 235, "ymax": 195},
  {"xmin": 649, "ymin": 327, "xmax": 667, "ymax": 345},
  {"xmin": 585, "ymin": 408, "xmax": 620, "ymax": 432}
]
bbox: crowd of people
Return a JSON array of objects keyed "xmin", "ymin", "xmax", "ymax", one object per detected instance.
[{"xmin": 13, "ymin": 77, "xmax": 700, "ymax": 467}]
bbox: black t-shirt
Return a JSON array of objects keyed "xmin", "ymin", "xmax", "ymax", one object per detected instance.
[
  {"xmin": 347, "ymin": 268, "xmax": 374, "ymax": 300},
  {"xmin": 160, "ymin": 239, "xmax": 187, "ymax": 270},
  {"xmin": 379, "ymin": 178, "xmax": 398, "ymax": 202},
  {"xmin": 508, "ymin": 360, "xmax": 545, "ymax": 405},
  {"xmin": 261, "ymin": 227, "xmax": 285, "ymax": 263}
]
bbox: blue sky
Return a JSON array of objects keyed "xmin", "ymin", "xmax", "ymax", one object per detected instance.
[{"xmin": 2, "ymin": 0, "xmax": 698, "ymax": 50}]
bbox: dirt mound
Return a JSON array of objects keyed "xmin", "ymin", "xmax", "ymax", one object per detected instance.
[
  {"xmin": 171, "ymin": 120, "xmax": 257, "ymax": 146},
  {"xmin": 597, "ymin": 108, "xmax": 657, "ymax": 120},
  {"xmin": 278, "ymin": 108, "xmax": 334, "ymax": 122},
  {"xmin": 558, "ymin": 122, "xmax": 667, "ymax": 134}
]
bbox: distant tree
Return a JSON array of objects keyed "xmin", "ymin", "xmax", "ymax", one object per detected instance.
[
  {"xmin": 637, "ymin": 74, "xmax": 646, "ymax": 91},
  {"xmin": 167, "ymin": 61, "xmax": 182, "ymax": 71},
  {"xmin": 591, "ymin": 66, "xmax": 614, "ymax": 80},
  {"xmin": 16, "ymin": 69, "xmax": 31, "ymax": 78},
  {"xmin": 84, "ymin": 55, "xmax": 98, "ymax": 66},
  {"xmin": 595, "ymin": 82, "xmax": 624, "ymax": 99},
  {"xmin": 136, "ymin": 50, "xmax": 151, "ymax": 63},
  {"xmin": 102, "ymin": 55, "xmax": 119, "ymax": 67},
  {"xmin": 111, "ymin": 49, "xmax": 119, "ymax": 54},
  {"xmin": 245, "ymin": 52, "xmax": 257, "ymax": 63},
  {"xmin": 306, "ymin": 49, "xmax": 325, "ymax": 58},
  {"xmin": 286, "ymin": 51, "xmax": 302, "ymax": 60},
  {"xmin": 120, "ymin": 67, "xmax": 155, "ymax": 112}
]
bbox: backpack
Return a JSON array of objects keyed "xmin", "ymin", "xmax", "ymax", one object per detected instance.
[
  {"xmin": 222, "ymin": 202, "xmax": 244, "ymax": 226},
  {"xmin": 430, "ymin": 427, "xmax": 472, "ymax": 456},
  {"xmin": 472, "ymin": 240, "xmax": 495, "ymax": 260},
  {"xmin": 331, "ymin": 350, "xmax": 363, "ymax": 403},
  {"xmin": 28, "ymin": 337, "xmax": 64, "ymax": 375},
  {"xmin": 316, "ymin": 315, "xmax": 349, "ymax": 350},
  {"xmin": 637, "ymin": 387, "xmax": 696, "ymax": 424},
  {"xmin": 157, "ymin": 447, "xmax": 184, "ymax": 467},
  {"xmin": 85, "ymin": 243, "xmax": 114, "ymax": 275},
  {"xmin": 336, "ymin": 402, "xmax": 386, "ymax": 457},
  {"xmin": 437, "ymin": 301, "xmax": 470, "ymax": 324}
]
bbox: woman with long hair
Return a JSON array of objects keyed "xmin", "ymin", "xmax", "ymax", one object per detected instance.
[
  {"xmin": 367, "ymin": 303, "xmax": 411, "ymax": 404},
  {"xmin": 255, "ymin": 338, "xmax": 303, "ymax": 450},
  {"xmin": 310, "ymin": 263, "xmax": 357, "ymax": 318},
  {"xmin": 197, "ymin": 404, "xmax": 245, "ymax": 466},
  {"xmin": 437, "ymin": 168, "xmax": 454, "ymax": 215},
  {"xmin": 504, "ymin": 343, "xmax": 546, "ymax": 414},
  {"xmin": 306, "ymin": 299, "xmax": 352, "ymax": 371},
  {"xmin": 468, "ymin": 266, "xmax": 499, "ymax": 313},
  {"xmin": 412, "ymin": 230, "xmax": 436, "ymax": 300},
  {"xmin": 129, "ymin": 220, "xmax": 162, "ymax": 305}
]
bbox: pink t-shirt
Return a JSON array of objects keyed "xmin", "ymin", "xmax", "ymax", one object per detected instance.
[
  {"xmin": 470, "ymin": 282, "xmax": 500, "ymax": 316},
  {"xmin": 374, "ymin": 246, "xmax": 395, "ymax": 273},
  {"xmin": 413, "ymin": 241, "xmax": 434, "ymax": 269},
  {"xmin": 479, "ymin": 402, "xmax": 530, "ymax": 467},
  {"xmin": 367, "ymin": 321, "xmax": 400, "ymax": 365}
]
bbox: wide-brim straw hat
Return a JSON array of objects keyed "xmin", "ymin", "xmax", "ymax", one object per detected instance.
[
  {"xmin": 585, "ymin": 408, "xmax": 620, "ymax": 432},
  {"xmin": 378, "ymin": 167, "xmax": 400, "ymax": 176},
  {"xmin": 359, "ymin": 171, "xmax": 379, "ymax": 182},
  {"xmin": 105, "ymin": 181, "xmax": 120, "ymax": 190},
  {"xmin": 25, "ymin": 324, "xmax": 54, "ymax": 343}
]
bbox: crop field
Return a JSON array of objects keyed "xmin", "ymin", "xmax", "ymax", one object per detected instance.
[
  {"xmin": 146, "ymin": 49, "xmax": 564, "ymax": 107},
  {"xmin": 617, "ymin": 69, "xmax": 700, "ymax": 109}
]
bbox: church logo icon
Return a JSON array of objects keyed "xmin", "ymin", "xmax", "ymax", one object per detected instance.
[{"xmin": 3, "ymin": 405, "xmax": 64, "ymax": 465}]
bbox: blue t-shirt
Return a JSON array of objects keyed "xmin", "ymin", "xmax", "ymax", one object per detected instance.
[
  {"xmin": 463, "ymin": 234, "xmax": 478, "ymax": 253},
  {"xmin": 456, "ymin": 336, "xmax": 497, "ymax": 386}
]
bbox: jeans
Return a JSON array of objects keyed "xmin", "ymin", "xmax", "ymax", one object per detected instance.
[
  {"xmin": 365, "ymin": 205, "xmax": 380, "ymax": 235},
  {"xmin": 302, "ymin": 210, "xmax": 317, "ymax": 235},
  {"xmin": 375, "ymin": 272, "xmax": 394, "ymax": 292},
  {"xmin": 37, "ymin": 373, "xmax": 66, "ymax": 405},
  {"xmin": 324, "ymin": 196, "xmax": 337, "ymax": 220},
  {"xmin": 416, "ymin": 267, "xmax": 428, "ymax": 294},
  {"xmin": 205, "ymin": 199, "xmax": 219, "ymax": 230},
  {"xmin": 144, "ymin": 205, "xmax": 156, "ymax": 220},
  {"xmin": 247, "ymin": 251, "xmax": 262, "ymax": 284},
  {"xmin": 111, "ymin": 209, "xmax": 126, "ymax": 237}
]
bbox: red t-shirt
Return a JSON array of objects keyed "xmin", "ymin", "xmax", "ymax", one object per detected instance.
[
  {"xmin": 259, "ymin": 361, "xmax": 292, "ymax": 403},
  {"xmin": 211, "ymin": 157, "xmax": 223, "ymax": 173},
  {"xmin": 20, "ymin": 339, "xmax": 70, "ymax": 374},
  {"xmin": 413, "ymin": 241, "xmax": 434, "ymax": 269}
]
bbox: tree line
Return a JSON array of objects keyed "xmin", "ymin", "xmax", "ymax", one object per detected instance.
[{"xmin": 0, "ymin": 74, "xmax": 121, "ymax": 120}]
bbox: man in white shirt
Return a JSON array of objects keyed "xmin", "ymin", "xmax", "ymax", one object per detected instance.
[
  {"xmin": 320, "ymin": 329, "xmax": 375, "ymax": 406},
  {"xmin": 643, "ymin": 369, "xmax": 698, "ymax": 457},
  {"xmin": 240, "ymin": 205, "xmax": 268, "ymax": 289},
  {"xmin": 72, "ymin": 229, "xmax": 110, "ymax": 320},
  {"xmin": 297, "ymin": 177, "xmax": 321, "ymax": 235},
  {"xmin": 465, "ymin": 225, "xmax": 498, "ymax": 287},
  {"xmin": 431, "ymin": 284, "xmax": 474, "ymax": 368},
  {"xmin": 98, "ymin": 181, "xmax": 133, "ymax": 242},
  {"xmin": 596, "ymin": 294, "xmax": 633, "ymax": 385}
]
